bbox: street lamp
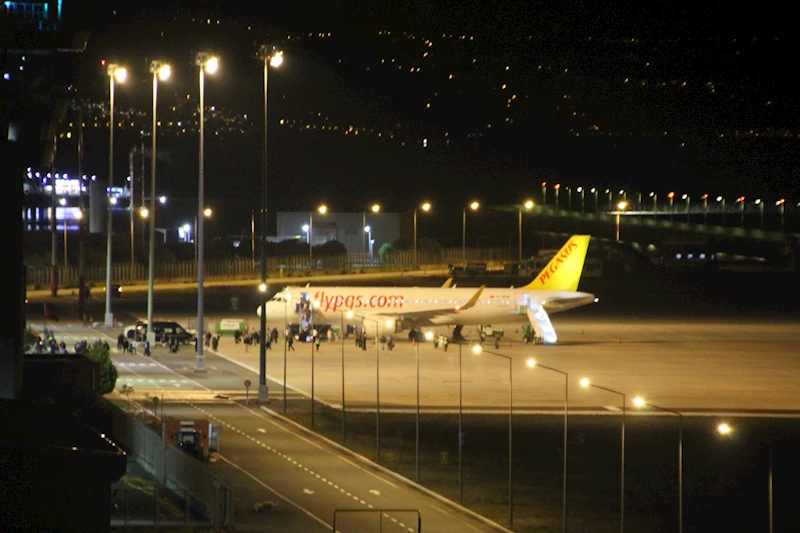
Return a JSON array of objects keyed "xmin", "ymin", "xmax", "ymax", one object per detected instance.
[
  {"xmin": 682, "ymin": 194, "xmax": 690, "ymax": 222},
  {"xmin": 736, "ymin": 196, "xmax": 745, "ymax": 228},
  {"xmin": 518, "ymin": 200, "xmax": 534, "ymax": 262},
  {"xmin": 667, "ymin": 191, "xmax": 675, "ymax": 222},
  {"xmin": 577, "ymin": 187, "xmax": 585, "ymax": 214},
  {"xmin": 616, "ymin": 201, "xmax": 627, "ymax": 242},
  {"xmin": 606, "ymin": 189, "xmax": 612, "ymax": 209},
  {"xmin": 580, "ymin": 378, "xmax": 626, "ymax": 533},
  {"xmin": 308, "ymin": 204, "xmax": 327, "ymax": 269},
  {"xmin": 528, "ymin": 359, "xmax": 569, "ymax": 533},
  {"xmin": 348, "ymin": 311, "xmax": 381, "ymax": 462},
  {"xmin": 462, "ymin": 201, "xmax": 479, "ymax": 260},
  {"xmin": 619, "ymin": 189, "xmax": 627, "ymax": 202},
  {"xmin": 554, "ymin": 184, "xmax": 561, "ymax": 211},
  {"xmin": 193, "ymin": 208, "xmax": 212, "ymax": 263},
  {"xmin": 473, "ymin": 345, "xmax": 514, "ymax": 527},
  {"xmin": 717, "ymin": 196, "xmax": 726, "ymax": 226},
  {"xmin": 755, "ymin": 199, "xmax": 764, "ymax": 230},
  {"xmin": 194, "ymin": 52, "xmax": 219, "ymax": 374},
  {"xmin": 566, "ymin": 186, "xmax": 572, "ymax": 212},
  {"xmin": 363, "ymin": 203, "xmax": 380, "ymax": 260},
  {"xmin": 776, "ymin": 199, "xmax": 785, "ymax": 231},
  {"xmin": 413, "ymin": 202, "xmax": 431, "ymax": 268},
  {"xmin": 541, "ymin": 182, "xmax": 547, "ymax": 206},
  {"xmin": 701, "ymin": 194, "xmax": 709, "ymax": 225},
  {"xmin": 104, "ymin": 63, "xmax": 126, "ymax": 328},
  {"xmin": 649, "ymin": 192, "xmax": 658, "ymax": 215},
  {"xmin": 591, "ymin": 188, "xmax": 598, "ymax": 212},
  {"xmin": 146, "ymin": 62, "xmax": 169, "ymax": 345},
  {"xmin": 364, "ymin": 226, "xmax": 373, "ymax": 260},
  {"xmin": 634, "ymin": 397, "xmax": 683, "ymax": 533},
  {"xmin": 258, "ymin": 44, "xmax": 284, "ymax": 405}
]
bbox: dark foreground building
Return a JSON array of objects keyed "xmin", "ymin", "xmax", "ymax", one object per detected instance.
[{"xmin": 1, "ymin": 3, "xmax": 127, "ymax": 531}]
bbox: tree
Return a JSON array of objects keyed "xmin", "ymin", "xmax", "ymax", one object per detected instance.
[{"xmin": 84, "ymin": 343, "xmax": 119, "ymax": 395}]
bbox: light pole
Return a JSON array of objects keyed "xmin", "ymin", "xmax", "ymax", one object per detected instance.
[
  {"xmin": 554, "ymin": 184, "xmax": 561, "ymax": 211},
  {"xmin": 193, "ymin": 208, "xmax": 212, "ymax": 263},
  {"xmin": 518, "ymin": 200, "xmax": 534, "ymax": 262},
  {"xmin": 616, "ymin": 201, "xmax": 627, "ymax": 242},
  {"xmin": 606, "ymin": 189, "xmax": 612, "ymax": 209},
  {"xmin": 363, "ymin": 203, "xmax": 380, "ymax": 261},
  {"xmin": 349, "ymin": 312, "xmax": 381, "ymax": 462},
  {"xmin": 755, "ymin": 199, "xmax": 764, "ymax": 230},
  {"xmin": 541, "ymin": 182, "xmax": 547, "ymax": 206},
  {"xmin": 258, "ymin": 44, "xmax": 283, "ymax": 405},
  {"xmin": 462, "ymin": 201, "xmax": 479, "ymax": 260},
  {"xmin": 577, "ymin": 187, "xmax": 585, "ymax": 214},
  {"xmin": 650, "ymin": 192, "xmax": 657, "ymax": 215},
  {"xmin": 619, "ymin": 189, "xmax": 627, "ymax": 202},
  {"xmin": 473, "ymin": 345, "xmax": 513, "ymax": 527},
  {"xmin": 283, "ymin": 291, "xmax": 291, "ymax": 412},
  {"xmin": 717, "ymin": 196, "xmax": 726, "ymax": 226},
  {"xmin": 339, "ymin": 310, "xmax": 347, "ymax": 443},
  {"xmin": 566, "ymin": 186, "xmax": 572, "ymax": 212},
  {"xmin": 682, "ymin": 194, "xmax": 690, "ymax": 222},
  {"xmin": 307, "ymin": 204, "xmax": 327, "ymax": 270},
  {"xmin": 591, "ymin": 188, "xmax": 598, "ymax": 212},
  {"xmin": 667, "ymin": 191, "xmax": 675, "ymax": 222},
  {"xmin": 364, "ymin": 226, "xmax": 373, "ymax": 260},
  {"xmin": 633, "ymin": 397, "xmax": 683, "ymax": 533},
  {"xmin": 415, "ymin": 341, "xmax": 420, "ymax": 481},
  {"xmin": 413, "ymin": 202, "xmax": 431, "ymax": 268},
  {"xmin": 194, "ymin": 52, "xmax": 219, "ymax": 373},
  {"xmin": 104, "ymin": 63, "xmax": 126, "ymax": 328},
  {"xmin": 128, "ymin": 147, "xmax": 135, "ymax": 265},
  {"xmin": 528, "ymin": 359, "xmax": 569, "ymax": 533},
  {"xmin": 146, "ymin": 61, "xmax": 170, "ymax": 345},
  {"xmin": 581, "ymin": 378, "xmax": 626, "ymax": 533},
  {"xmin": 737, "ymin": 196, "xmax": 745, "ymax": 228},
  {"xmin": 776, "ymin": 199, "xmax": 785, "ymax": 232},
  {"xmin": 702, "ymin": 194, "xmax": 709, "ymax": 225}
]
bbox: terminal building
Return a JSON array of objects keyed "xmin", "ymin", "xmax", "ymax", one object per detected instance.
[{"xmin": 276, "ymin": 211, "xmax": 401, "ymax": 255}]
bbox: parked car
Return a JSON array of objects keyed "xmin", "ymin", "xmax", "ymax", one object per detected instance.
[{"xmin": 125, "ymin": 321, "xmax": 195, "ymax": 344}]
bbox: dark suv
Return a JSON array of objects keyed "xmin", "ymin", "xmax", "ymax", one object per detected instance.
[{"xmin": 126, "ymin": 321, "xmax": 195, "ymax": 344}]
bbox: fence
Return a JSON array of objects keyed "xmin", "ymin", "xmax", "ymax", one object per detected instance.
[
  {"xmin": 108, "ymin": 401, "xmax": 233, "ymax": 529},
  {"xmin": 26, "ymin": 247, "xmax": 515, "ymax": 289}
]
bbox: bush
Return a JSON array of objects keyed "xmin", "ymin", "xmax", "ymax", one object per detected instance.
[{"xmin": 84, "ymin": 343, "xmax": 119, "ymax": 394}]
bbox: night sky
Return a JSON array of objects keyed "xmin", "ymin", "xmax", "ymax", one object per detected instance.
[{"xmin": 54, "ymin": 1, "xmax": 800, "ymax": 234}]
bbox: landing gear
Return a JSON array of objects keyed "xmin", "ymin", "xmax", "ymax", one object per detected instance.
[
  {"xmin": 452, "ymin": 325, "xmax": 466, "ymax": 342},
  {"xmin": 409, "ymin": 329, "xmax": 423, "ymax": 342}
]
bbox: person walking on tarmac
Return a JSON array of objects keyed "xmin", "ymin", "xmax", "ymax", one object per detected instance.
[
  {"xmin": 315, "ymin": 334, "xmax": 321, "ymax": 352},
  {"xmin": 442, "ymin": 336, "xmax": 449, "ymax": 352},
  {"xmin": 287, "ymin": 334, "xmax": 295, "ymax": 351}
]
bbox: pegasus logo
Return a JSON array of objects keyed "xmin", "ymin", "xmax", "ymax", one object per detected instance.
[{"xmin": 538, "ymin": 240, "xmax": 579, "ymax": 286}]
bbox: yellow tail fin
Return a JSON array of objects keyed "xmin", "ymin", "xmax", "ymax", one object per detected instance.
[{"xmin": 522, "ymin": 235, "xmax": 591, "ymax": 291}]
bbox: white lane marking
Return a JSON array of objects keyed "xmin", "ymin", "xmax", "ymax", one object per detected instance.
[
  {"xmin": 257, "ymin": 428, "xmax": 266, "ymax": 433},
  {"xmin": 214, "ymin": 454, "xmax": 330, "ymax": 529},
  {"xmin": 303, "ymin": 488, "xmax": 315, "ymax": 495},
  {"xmin": 369, "ymin": 489, "xmax": 381, "ymax": 496}
]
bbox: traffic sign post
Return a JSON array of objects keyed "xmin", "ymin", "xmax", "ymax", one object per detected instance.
[{"xmin": 244, "ymin": 379, "xmax": 252, "ymax": 405}]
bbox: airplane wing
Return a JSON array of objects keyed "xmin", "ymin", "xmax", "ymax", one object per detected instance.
[
  {"xmin": 532, "ymin": 291, "xmax": 596, "ymax": 314},
  {"xmin": 441, "ymin": 277, "xmax": 454, "ymax": 288},
  {"xmin": 371, "ymin": 286, "xmax": 485, "ymax": 325}
]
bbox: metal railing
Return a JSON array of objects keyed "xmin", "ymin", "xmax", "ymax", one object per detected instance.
[{"xmin": 25, "ymin": 247, "xmax": 515, "ymax": 289}]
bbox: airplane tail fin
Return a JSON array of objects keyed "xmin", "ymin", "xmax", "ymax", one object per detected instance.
[{"xmin": 521, "ymin": 235, "xmax": 591, "ymax": 292}]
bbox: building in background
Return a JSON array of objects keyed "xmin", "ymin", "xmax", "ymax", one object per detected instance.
[{"xmin": 276, "ymin": 211, "xmax": 400, "ymax": 255}]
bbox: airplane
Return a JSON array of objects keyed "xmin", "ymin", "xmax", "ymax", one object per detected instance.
[{"xmin": 257, "ymin": 235, "xmax": 596, "ymax": 344}]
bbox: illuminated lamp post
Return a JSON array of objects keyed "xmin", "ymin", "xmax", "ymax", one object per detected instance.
[
  {"xmin": 577, "ymin": 187, "xmax": 585, "ymax": 214},
  {"xmin": 580, "ymin": 378, "xmax": 626, "ymax": 533},
  {"xmin": 616, "ymin": 201, "xmax": 628, "ymax": 242},
  {"xmin": 541, "ymin": 182, "xmax": 547, "ymax": 206},
  {"xmin": 776, "ymin": 199, "xmax": 785, "ymax": 232},
  {"xmin": 307, "ymin": 204, "xmax": 327, "ymax": 270},
  {"xmin": 701, "ymin": 194, "xmax": 709, "ymax": 225},
  {"xmin": 462, "ymin": 201, "xmax": 479, "ymax": 260},
  {"xmin": 634, "ymin": 397, "xmax": 683, "ymax": 533},
  {"xmin": 363, "ymin": 203, "xmax": 380, "ymax": 261},
  {"xmin": 755, "ymin": 199, "xmax": 763, "ymax": 230},
  {"xmin": 591, "ymin": 187, "xmax": 598, "ymax": 212},
  {"xmin": 667, "ymin": 192, "xmax": 675, "ymax": 222},
  {"xmin": 518, "ymin": 200, "xmax": 534, "ymax": 262},
  {"xmin": 194, "ymin": 52, "xmax": 219, "ymax": 373},
  {"xmin": 146, "ymin": 61, "xmax": 169, "ymax": 345},
  {"xmin": 554, "ymin": 183, "xmax": 561, "ymax": 211},
  {"xmin": 258, "ymin": 44, "xmax": 284, "ymax": 405},
  {"xmin": 528, "ymin": 359, "xmax": 569, "ymax": 533},
  {"xmin": 736, "ymin": 196, "xmax": 745, "ymax": 228},
  {"xmin": 682, "ymin": 194, "xmax": 690, "ymax": 223},
  {"xmin": 473, "ymin": 345, "xmax": 514, "ymax": 527},
  {"xmin": 104, "ymin": 63, "xmax": 127, "ymax": 327},
  {"xmin": 717, "ymin": 196, "xmax": 726, "ymax": 226},
  {"xmin": 413, "ymin": 202, "xmax": 431, "ymax": 268}
]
